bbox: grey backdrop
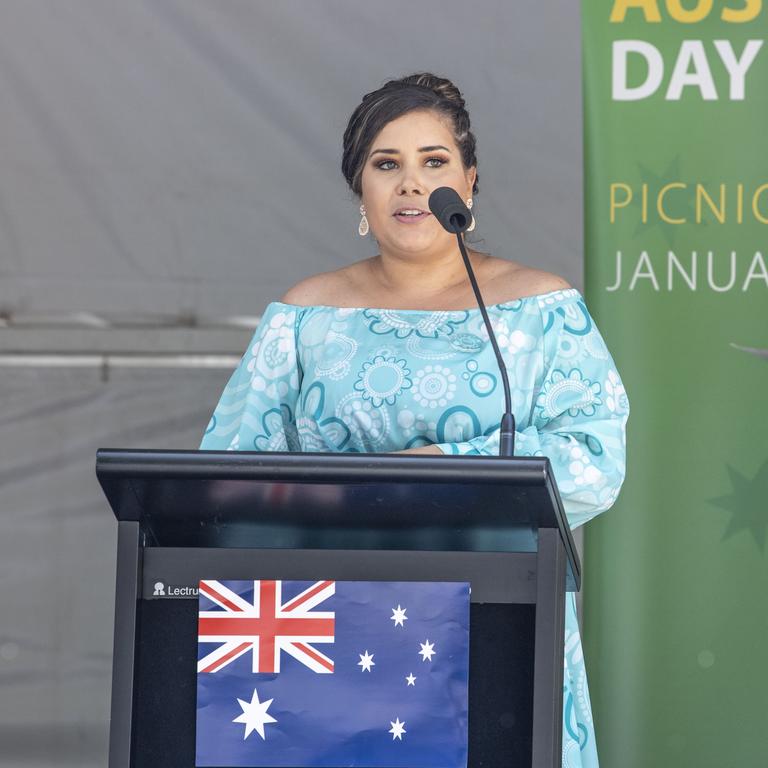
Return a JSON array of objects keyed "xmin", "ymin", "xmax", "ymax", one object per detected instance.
[{"xmin": 0, "ymin": 1, "xmax": 583, "ymax": 764}]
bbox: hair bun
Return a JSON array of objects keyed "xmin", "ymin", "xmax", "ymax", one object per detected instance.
[{"xmin": 400, "ymin": 73, "xmax": 466, "ymax": 111}]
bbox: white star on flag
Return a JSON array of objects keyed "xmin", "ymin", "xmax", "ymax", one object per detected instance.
[
  {"xmin": 419, "ymin": 639, "xmax": 436, "ymax": 661},
  {"xmin": 405, "ymin": 673, "xmax": 416, "ymax": 686},
  {"xmin": 389, "ymin": 717, "xmax": 406, "ymax": 740},
  {"xmin": 390, "ymin": 605, "xmax": 408, "ymax": 627},
  {"xmin": 232, "ymin": 688, "xmax": 277, "ymax": 740},
  {"xmin": 358, "ymin": 650, "xmax": 375, "ymax": 672}
]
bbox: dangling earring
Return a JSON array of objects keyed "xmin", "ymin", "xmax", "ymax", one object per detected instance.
[
  {"xmin": 358, "ymin": 204, "xmax": 369, "ymax": 237},
  {"xmin": 466, "ymin": 198, "xmax": 476, "ymax": 232}
]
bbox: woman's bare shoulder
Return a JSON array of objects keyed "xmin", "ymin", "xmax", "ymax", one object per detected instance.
[
  {"xmin": 485, "ymin": 258, "xmax": 572, "ymax": 301},
  {"xmin": 279, "ymin": 267, "xmax": 357, "ymax": 307},
  {"xmin": 279, "ymin": 258, "xmax": 572, "ymax": 307}
]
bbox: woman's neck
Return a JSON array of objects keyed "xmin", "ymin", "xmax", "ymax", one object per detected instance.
[{"xmin": 367, "ymin": 248, "xmax": 489, "ymax": 301}]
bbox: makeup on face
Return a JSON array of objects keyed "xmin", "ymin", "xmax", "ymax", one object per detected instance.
[{"xmin": 360, "ymin": 111, "xmax": 475, "ymax": 249}]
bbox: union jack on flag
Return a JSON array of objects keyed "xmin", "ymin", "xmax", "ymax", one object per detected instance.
[{"xmin": 197, "ymin": 579, "xmax": 335, "ymax": 674}]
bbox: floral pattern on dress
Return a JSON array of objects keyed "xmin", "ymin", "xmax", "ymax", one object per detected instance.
[
  {"xmin": 535, "ymin": 369, "xmax": 603, "ymax": 421},
  {"xmin": 363, "ymin": 309, "xmax": 469, "ymax": 339},
  {"xmin": 353, "ymin": 354, "xmax": 413, "ymax": 407}
]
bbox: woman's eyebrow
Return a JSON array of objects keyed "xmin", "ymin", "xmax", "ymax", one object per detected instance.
[{"xmin": 369, "ymin": 145, "xmax": 452, "ymax": 158}]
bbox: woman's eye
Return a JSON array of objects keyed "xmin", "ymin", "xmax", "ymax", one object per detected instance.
[{"xmin": 375, "ymin": 157, "xmax": 448, "ymax": 171}]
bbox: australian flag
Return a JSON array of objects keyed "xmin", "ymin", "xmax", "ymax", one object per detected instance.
[{"xmin": 196, "ymin": 580, "xmax": 470, "ymax": 768}]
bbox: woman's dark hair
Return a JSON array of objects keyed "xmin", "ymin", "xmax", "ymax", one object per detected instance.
[{"xmin": 342, "ymin": 73, "xmax": 479, "ymax": 198}]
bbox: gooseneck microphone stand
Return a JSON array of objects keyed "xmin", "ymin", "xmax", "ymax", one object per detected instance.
[{"xmin": 428, "ymin": 187, "xmax": 516, "ymax": 457}]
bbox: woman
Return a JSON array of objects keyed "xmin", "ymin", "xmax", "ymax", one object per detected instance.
[{"xmin": 200, "ymin": 72, "xmax": 629, "ymax": 767}]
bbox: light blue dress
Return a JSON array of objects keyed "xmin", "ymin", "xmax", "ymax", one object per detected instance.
[{"xmin": 200, "ymin": 287, "xmax": 629, "ymax": 768}]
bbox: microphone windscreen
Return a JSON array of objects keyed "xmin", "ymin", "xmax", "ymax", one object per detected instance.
[{"xmin": 428, "ymin": 187, "xmax": 471, "ymax": 233}]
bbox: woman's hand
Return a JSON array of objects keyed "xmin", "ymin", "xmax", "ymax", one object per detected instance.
[{"xmin": 392, "ymin": 445, "xmax": 444, "ymax": 455}]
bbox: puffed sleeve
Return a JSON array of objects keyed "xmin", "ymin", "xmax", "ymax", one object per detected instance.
[
  {"xmin": 199, "ymin": 302, "xmax": 305, "ymax": 452},
  {"xmin": 434, "ymin": 297, "xmax": 629, "ymax": 529}
]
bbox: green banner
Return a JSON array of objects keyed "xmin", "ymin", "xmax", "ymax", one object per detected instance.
[{"xmin": 581, "ymin": 2, "xmax": 768, "ymax": 765}]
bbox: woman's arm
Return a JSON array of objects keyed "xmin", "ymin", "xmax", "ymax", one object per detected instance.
[
  {"xmin": 392, "ymin": 445, "xmax": 444, "ymax": 455},
  {"xmin": 200, "ymin": 304, "xmax": 304, "ymax": 451},
  {"xmin": 429, "ymin": 298, "xmax": 629, "ymax": 529}
]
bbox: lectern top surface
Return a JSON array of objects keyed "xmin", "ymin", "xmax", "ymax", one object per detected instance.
[{"xmin": 96, "ymin": 449, "xmax": 579, "ymax": 589}]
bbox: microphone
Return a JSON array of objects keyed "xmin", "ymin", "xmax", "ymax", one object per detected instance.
[
  {"xmin": 429, "ymin": 187, "xmax": 472, "ymax": 233},
  {"xmin": 428, "ymin": 187, "xmax": 516, "ymax": 457}
]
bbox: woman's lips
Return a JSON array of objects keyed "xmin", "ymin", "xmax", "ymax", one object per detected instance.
[{"xmin": 393, "ymin": 211, "xmax": 431, "ymax": 224}]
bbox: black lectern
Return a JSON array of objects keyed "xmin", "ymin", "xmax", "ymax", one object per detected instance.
[{"xmin": 96, "ymin": 449, "xmax": 579, "ymax": 768}]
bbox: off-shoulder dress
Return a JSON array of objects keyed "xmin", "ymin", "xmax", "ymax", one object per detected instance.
[{"xmin": 200, "ymin": 287, "xmax": 630, "ymax": 768}]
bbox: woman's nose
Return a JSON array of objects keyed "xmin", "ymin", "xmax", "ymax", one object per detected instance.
[{"xmin": 397, "ymin": 166, "xmax": 426, "ymax": 195}]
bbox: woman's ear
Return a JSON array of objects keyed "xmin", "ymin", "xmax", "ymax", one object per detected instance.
[{"xmin": 466, "ymin": 167, "xmax": 477, "ymax": 196}]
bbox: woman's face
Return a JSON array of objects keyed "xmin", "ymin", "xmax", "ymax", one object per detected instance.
[{"xmin": 359, "ymin": 109, "xmax": 476, "ymax": 258}]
